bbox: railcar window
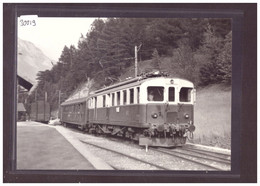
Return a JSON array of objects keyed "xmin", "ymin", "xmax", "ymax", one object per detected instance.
[
  {"xmin": 147, "ymin": 87, "xmax": 164, "ymax": 101},
  {"xmin": 80, "ymin": 103, "xmax": 83, "ymax": 112},
  {"xmin": 103, "ymin": 95, "xmax": 106, "ymax": 107},
  {"xmin": 130, "ymin": 88, "xmax": 134, "ymax": 104},
  {"xmin": 169, "ymin": 87, "xmax": 175, "ymax": 101},
  {"xmin": 112, "ymin": 93, "xmax": 115, "ymax": 106},
  {"xmin": 90, "ymin": 99, "xmax": 92, "ymax": 108},
  {"xmin": 179, "ymin": 87, "xmax": 192, "ymax": 102},
  {"xmin": 75, "ymin": 104, "xmax": 79, "ymax": 112},
  {"xmin": 94, "ymin": 97, "xmax": 97, "ymax": 108},
  {"xmin": 137, "ymin": 87, "xmax": 140, "ymax": 103},
  {"xmin": 123, "ymin": 90, "xmax": 127, "ymax": 105},
  {"xmin": 107, "ymin": 93, "xmax": 111, "ymax": 107},
  {"xmin": 116, "ymin": 91, "xmax": 120, "ymax": 106}
]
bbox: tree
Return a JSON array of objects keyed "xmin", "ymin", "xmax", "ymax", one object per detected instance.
[
  {"xmin": 216, "ymin": 31, "xmax": 232, "ymax": 84},
  {"xmin": 171, "ymin": 39, "xmax": 203, "ymax": 85},
  {"xmin": 151, "ymin": 48, "xmax": 161, "ymax": 71},
  {"xmin": 95, "ymin": 18, "xmax": 133, "ymax": 85},
  {"xmin": 199, "ymin": 23, "xmax": 232, "ymax": 86},
  {"xmin": 208, "ymin": 18, "xmax": 231, "ymax": 38}
]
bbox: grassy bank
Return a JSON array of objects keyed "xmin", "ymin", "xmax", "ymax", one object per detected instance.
[{"xmin": 192, "ymin": 84, "xmax": 231, "ymax": 149}]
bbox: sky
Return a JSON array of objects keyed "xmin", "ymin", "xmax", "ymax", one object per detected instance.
[{"xmin": 18, "ymin": 16, "xmax": 98, "ymax": 61}]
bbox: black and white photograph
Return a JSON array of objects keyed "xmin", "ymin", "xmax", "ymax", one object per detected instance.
[
  {"xmin": 3, "ymin": 3, "xmax": 257, "ymax": 183},
  {"xmin": 17, "ymin": 16, "xmax": 232, "ymax": 171}
]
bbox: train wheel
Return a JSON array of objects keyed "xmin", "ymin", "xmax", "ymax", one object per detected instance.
[
  {"xmin": 122, "ymin": 131, "xmax": 126, "ymax": 138},
  {"xmin": 78, "ymin": 126, "xmax": 84, "ymax": 131}
]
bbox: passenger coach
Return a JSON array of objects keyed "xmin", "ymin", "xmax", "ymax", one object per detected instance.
[{"xmin": 60, "ymin": 72, "xmax": 196, "ymax": 147}]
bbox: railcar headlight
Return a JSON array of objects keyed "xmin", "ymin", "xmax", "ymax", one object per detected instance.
[
  {"xmin": 184, "ymin": 114, "xmax": 189, "ymax": 119},
  {"xmin": 152, "ymin": 113, "xmax": 158, "ymax": 119}
]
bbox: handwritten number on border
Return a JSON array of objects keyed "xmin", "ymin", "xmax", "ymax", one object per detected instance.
[{"xmin": 20, "ymin": 19, "xmax": 36, "ymax": 26}]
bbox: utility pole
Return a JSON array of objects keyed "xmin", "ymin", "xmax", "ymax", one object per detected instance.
[
  {"xmin": 58, "ymin": 90, "xmax": 61, "ymax": 106},
  {"xmin": 135, "ymin": 46, "xmax": 138, "ymax": 77},
  {"xmin": 135, "ymin": 44, "xmax": 142, "ymax": 78},
  {"xmin": 58, "ymin": 90, "xmax": 61, "ymax": 119},
  {"xmin": 45, "ymin": 92, "xmax": 47, "ymax": 102},
  {"xmin": 35, "ymin": 89, "xmax": 37, "ymax": 102}
]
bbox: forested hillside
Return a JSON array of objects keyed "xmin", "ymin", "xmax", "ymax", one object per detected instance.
[{"xmin": 24, "ymin": 18, "xmax": 232, "ymax": 113}]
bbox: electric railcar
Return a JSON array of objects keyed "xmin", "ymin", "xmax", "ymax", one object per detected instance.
[{"xmin": 60, "ymin": 72, "xmax": 196, "ymax": 147}]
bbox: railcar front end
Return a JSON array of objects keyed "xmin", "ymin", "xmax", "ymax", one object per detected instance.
[{"xmin": 138, "ymin": 78, "xmax": 196, "ymax": 147}]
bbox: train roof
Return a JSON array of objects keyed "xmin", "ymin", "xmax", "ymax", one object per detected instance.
[
  {"xmin": 94, "ymin": 71, "xmax": 170, "ymax": 94},
  {"xmin": 93, "ymin": 71, "xmax": 193, "ymax": 96},
  {"xmin": 61, "ymin": 71, "xmax": 194, "ymax": 105},
  {"xmin": 61, "ymin": 97, "xmax": 87, "ymax": 106}
]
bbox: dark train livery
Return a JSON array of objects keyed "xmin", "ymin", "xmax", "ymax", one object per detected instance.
[
  {"xmin": 60, "ymin": 72, "xmax": 196, "ymax": 147},
  {"xmin": 31, "ymin": 101, "xmax": 51, "ymax": 123}
]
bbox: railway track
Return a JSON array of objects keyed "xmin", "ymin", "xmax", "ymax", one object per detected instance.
[
  {"xmin": 59, "ymin": 125, "xmax": 231, "ymax": 170},
  {"xmin": 151, "ymin": 146, "xmax": 231, "ymax": 171},
  {"xmin": 183, "ymin": 146, "xmax": 231, "ymax": 160},
  {"xmin": 79, "ymin": 139, "xmax": 170, "ymax": 170}
]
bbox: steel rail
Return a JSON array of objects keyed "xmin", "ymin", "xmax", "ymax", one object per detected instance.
[
  {"xmin": 80, "ymin": 139, "xmax": 170, "ymax": 170},
  {"xmin": 152, "ymin": 148, "xmax": 226, "ymax": 171},
  {"xmin": 168, "ymin": 149, "xmax": 231, "ymax": 165},
  {"xmin": 183, "ymin": 146, "xmax": 231, "ymax": 158}
]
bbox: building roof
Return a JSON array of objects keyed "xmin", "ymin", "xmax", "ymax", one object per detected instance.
[
  {"xmin": 17, "ymin": 75, "xmax": 33, "ymax": 91},
  {"xmin": 17, "ymin": 103, "xmax": 26, "ymax": 112}
]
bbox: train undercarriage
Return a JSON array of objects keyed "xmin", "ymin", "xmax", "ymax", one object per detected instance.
[{"xmin": 62, "ymin": 122, "xmax": 195, "ymax": 147}]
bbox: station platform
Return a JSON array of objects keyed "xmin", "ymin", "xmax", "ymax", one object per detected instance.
[{"xmin": 17, "ymin": 121, "xmax": 96, "ymax": 170}]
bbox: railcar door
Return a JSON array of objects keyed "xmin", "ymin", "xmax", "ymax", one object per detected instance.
[
  {"xmin": 94, "ymin": 97, "xmax": 97, "ymax": 120},
  {"xmin": 146, "ymin": 86, "xmax": 166, "ymax": 124},
  {"xmin": 106, "ymin": 94, "xmax": 111, "ymax": 123}
]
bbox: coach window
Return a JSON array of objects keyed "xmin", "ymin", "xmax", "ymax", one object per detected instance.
[
  {"xmin": 116, "ymin": 91, "xmax": 120, "ymax": 106},
  {"xmin": 103, "ymin": 95, "xmax": 106, "ymax": 107},
  {"xmin": 106, "ymin": 94, "xmax": 109, "ymax": 107},
  {"xmin": 137, "ymin": 87, "xmax": 140, "ymax": 103},
  {"xmin": 129, "ymin": 88, "xmax": 134, "ymax": 104},
  {"xmin": 79, "ymin": 103, "xmax": 82, "ymax": 113},
  {"xmin": 179, "ymin": 87, "xmax": 192, "ymax": 102},
  {"xmin": 123, "ymin": 90, "xmax": 127, "ymax": 105},
  {"xmin": 94, "ymin": 97, "xmax": 97, "ymax": 108},
  {"xmin": 70, "ymin": 105, "xmax": 73, "ymax": 112},
  {"xmin": 90, "ymin": 98, "xmax": 93, "ymax": 108},
  {"xmin": 168, "ymin": 87, "xmax": 175, "ymax": 102},
  {"xmin": 112, "ymin": 93, "xmax": 115, "ymax": 106},
  {"xmin": 147, "ymin": 86, "xmax": 164, "ymax": 101},
  {"xmin": 75, "ymin": 104, "xmax": 79, "ymax": 113},
  {"xmin": 97, "ymin": 96, "xmax": 102, "ymax": 108}
]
